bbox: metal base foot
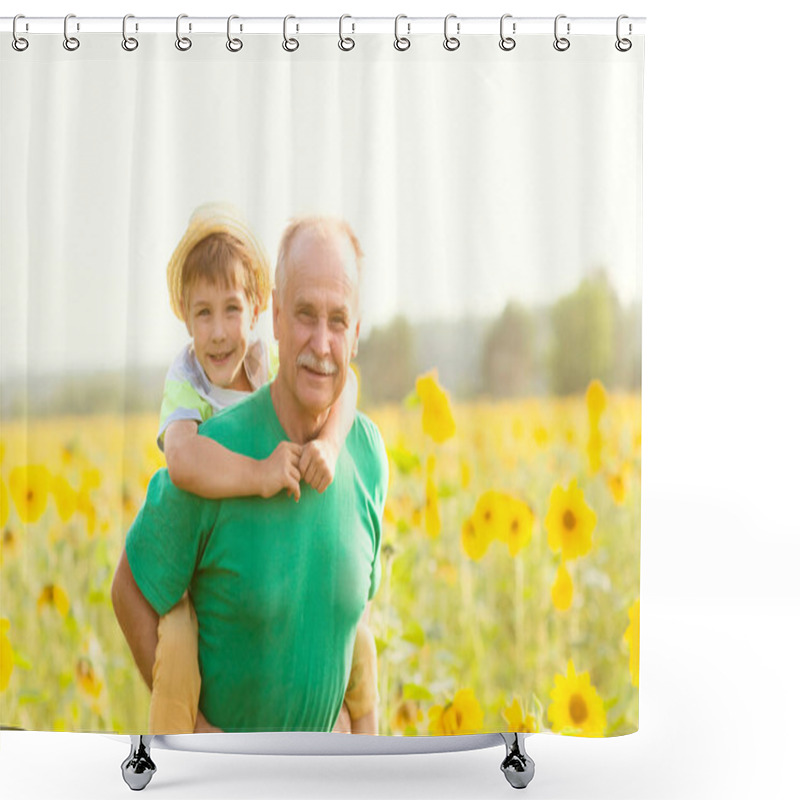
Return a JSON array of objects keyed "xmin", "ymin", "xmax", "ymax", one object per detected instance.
[
  {"xmin": 499, "ymin": 733, "xmax": 535, "ymax": 789},
  {"xmin": 121, "ymin": 735, "xmax": 156, "ymax": 791}
]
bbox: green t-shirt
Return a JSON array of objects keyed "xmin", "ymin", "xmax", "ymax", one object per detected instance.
[{"xmin": 126, "ymin": 383, "xmax": 388, "ymax": 732}]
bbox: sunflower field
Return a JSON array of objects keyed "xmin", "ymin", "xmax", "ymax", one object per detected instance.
[{"xmin": 0, "ymin": 375, "xmax": 640, "ymax": 738}]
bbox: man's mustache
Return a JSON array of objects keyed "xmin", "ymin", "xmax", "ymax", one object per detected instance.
[{"xmin": 296, "ymin": 352, "xmax": 339, "ymax": 376}]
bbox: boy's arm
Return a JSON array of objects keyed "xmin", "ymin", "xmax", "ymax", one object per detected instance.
[
  {"xmin": 164, "ymin": 420, "xmax": 302, "ymax": 501},
  {"xmin": 300, "ymin": 367, "xmax": 359, "ymax": 492}
]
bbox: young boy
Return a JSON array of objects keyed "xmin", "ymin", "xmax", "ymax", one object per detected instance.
[{"xmin": 150, "ymin": 203, "xmax": 377, "ymax": 735}]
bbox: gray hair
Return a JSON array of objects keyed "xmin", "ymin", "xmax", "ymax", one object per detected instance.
[{"xmin": 274, "ymin": 216, "xmax": 363, "ymax": 305}]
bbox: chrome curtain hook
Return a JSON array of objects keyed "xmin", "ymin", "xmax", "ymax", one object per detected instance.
[
  {"xmin": 615, "ymin": 14, "xmax": 632, "ymax": 51},
  {"xmin": 122, "ymin": 14, "xmax": 139, "ymax": 51},
  {"xmin": 282, "ymin": 15, "xmax": 299, "ymax": 52},
  {"xmin": 227, "ymin": 15, "xmax": 243, "ymax": 52},
  {"xmin": 176, "ymin": 14, "xmax": 192, "ymax": 51},
  {"xmin": 394, "ymin": 14, "xmax": 411, "ymax": 51},
  {"xmin": 338, "ymin": 14, "xmax": 355, "ymax": 51},
  {"xmin": 63, "ymin": 13, "xmax": 80, "ymax": 51},
  {"xmin": 553, "ymin": 14, "xmax": 570, "ymax": 52},
  {"xmin": 12, "ymin": 14, "xmax": 29, "ymax": 52},
  {"xmin": 499, "ymin": 13, "xmax": 516, "ymax": 51},
  {"xmin": 443, "ymin": 14, "xmax": 460, "ymax": 51}
]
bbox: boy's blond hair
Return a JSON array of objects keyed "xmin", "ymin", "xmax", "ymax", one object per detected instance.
[{"xmin": 167, "ymin": 202, "xmax": 271, "ymax": 321}]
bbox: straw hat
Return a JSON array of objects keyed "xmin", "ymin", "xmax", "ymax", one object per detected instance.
[{"xmin": 167, "ymin": 202, "xmax": 271, "ymax": 321}]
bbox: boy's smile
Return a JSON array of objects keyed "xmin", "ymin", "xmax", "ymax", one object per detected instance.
[{"xmin": 183, "ymin": 270, "xmax": 257, "ymax": 392}]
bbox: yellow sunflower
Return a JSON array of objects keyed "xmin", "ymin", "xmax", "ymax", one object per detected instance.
[
  {"xmin": 9, "ymin": 464, "xmax": 52, "ymax": 523},
  {"xmin": 545, "ymin": 480, "xmax": 597, "ymax": 561},
  {"xmin": 416, "ymin": 371, "xmax": 456, "ymax": 444},
  {"xmin": 606, "ymin": 470, "xmax": 627, "ymax": 505},
  {"xmin": 623, "ymin": 599, "xmax": 640, "ymax": 687},
  {"xmin": 428, "ymin": 688, "xmax": 484, "ymax": 735},
  {"xmin": 391, "ymin": 700, "xmax": 424, "ymax": 734},
  {"xmin": 76, "ymin": 488, "xmax": 98, "ymax": 536},
  {"xmin": 76, "ymin": 657, "xmax": 102, "ymax": 697},
  {"xmin": 586, "ymin": 379, "xmax": 607, "ymax": 424},
  {"xmin": 0, "ymin": 525, "xmax": 21, "ymax": 565},
  {"xmin": 76, "ymin": 657, "xmax": 106, "ymax": 715},
  {"xmin": 533, "ymin": 425, "xmax": 550, "ymax": 447},
  {"xmin": 587, "ymin": 427, "xmax": 603, "ymax": 474},
  {"xmin": 460, "ymin": 459, "xmax": 471, "ymax": 490},
  {"xmin": 0, "ymin": 618, "xmax": 14, "ymax": 692},
  {"xmin": 461, "ymin": 516, "xmax": 491, "ymax": 561},
  {"xmin": 472, "ymin": 490, "xmax": 508, "ymax": 543},
  {"xmin": 551, "ymin": 563, "xmax": 574, "ymax": 611},
  {"xmin": 37, "ymin": 583, "xmax": 70, "ymax": 617},
  {"xmin": 547, "ymin": 660, "xmax": 606, "ymax": 737},
  {"xmin": 424, "ymin": 457, "xmax": 441, "ymax": 539},
  {"xmin": 502, "ymin": 698, "xmax": 537, "ymax": 733},
  {"xmin": 0, "ymin": 478, "xmax": 9, "ymax": 528},
  {"xmin": 51, "ymin": 475, "xmax": 78, "ymax": 522},
  {"xmin": 505, "ymin": 496, "xmax": 535, "ymax": 558}
]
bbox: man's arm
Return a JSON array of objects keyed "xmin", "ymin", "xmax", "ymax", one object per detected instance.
[{"xmin": 111, "ymin": 550, "xmax": 159, "ymax": 690}]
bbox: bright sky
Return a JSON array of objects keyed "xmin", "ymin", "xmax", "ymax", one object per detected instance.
[{"xmin": 1, "ymin": 33, "xmax": 642, "ymax": 379}]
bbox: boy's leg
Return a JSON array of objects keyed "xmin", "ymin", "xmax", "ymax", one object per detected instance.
[
  {"xmin": 149, "ymin": 592, "xmax": 202, "ymax": 734},
  {"xmin": 343, "ymin": 622, "xmax": 378, "ymax": 730}
]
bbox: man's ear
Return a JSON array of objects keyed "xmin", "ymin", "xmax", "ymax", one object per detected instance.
[
  {"xmin": 351, "ymin": 320, "xmax": 360, "ymax": 358},
  {"xmin": 271, "ymin": 288, "xmax": 280, "ymax": 340}
]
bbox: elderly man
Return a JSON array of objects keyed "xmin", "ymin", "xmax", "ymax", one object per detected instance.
[{"xmin": 112, "ymin": 217, "xmax": 387, "ymax": 733}]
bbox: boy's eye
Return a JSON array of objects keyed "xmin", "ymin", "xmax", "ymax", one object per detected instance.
[
  {"xmin": 197, "ymin": 308, "xmax": 210, "ymax": 316},
  {"xmin": 227, "ymin": 305, "xmax": 241, "ymax": 313}
]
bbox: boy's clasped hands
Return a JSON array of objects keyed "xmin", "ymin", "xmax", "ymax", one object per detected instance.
[{"xmin": 259, "ymin": 437, "xmax": 340, "ymax": 502}]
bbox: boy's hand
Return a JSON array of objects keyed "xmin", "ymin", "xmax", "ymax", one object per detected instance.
[
  {"xmin": 258, "ymin": 441, "xmax": 303, "ymax": 501},
  {"xmin": 300, "ymin": 439, "xmax": 338, "ymax": 493}
]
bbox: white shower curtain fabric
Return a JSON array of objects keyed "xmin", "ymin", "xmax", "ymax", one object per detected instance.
[{"xmin": 0, "ymin": 31, "xmax": 643, "ymax": 738}]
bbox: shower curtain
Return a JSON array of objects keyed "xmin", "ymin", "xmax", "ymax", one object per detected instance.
[{"xmin": 0, "ymin": 21, "xmax": 643, "ymax": 740}]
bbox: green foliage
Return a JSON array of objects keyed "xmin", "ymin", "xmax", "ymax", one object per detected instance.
[
  {"xmin": 549, "ymin": 272, "xmax": 620, "ymax": 395},
  {"xmin": 356, "ymin": 315, "xmax": 417, "ymax": 405},
  {"xmin": 480, "ymin": 302, "xmax": 537, "ymax": 398}
]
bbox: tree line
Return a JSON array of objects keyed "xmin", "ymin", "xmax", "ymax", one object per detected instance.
[{"xmin": 356, "ymin": 271, "xmax": 641, "ymax": 405}]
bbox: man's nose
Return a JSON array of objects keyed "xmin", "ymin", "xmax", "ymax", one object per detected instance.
[{"xmin": 309, "ymin": 319, "xmax": 331, "ymax": 355}]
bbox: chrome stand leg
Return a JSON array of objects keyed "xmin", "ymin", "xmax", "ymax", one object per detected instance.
[
  {"xmin": 121, "ymin": 735, "xmax": 156, "ymax": 791},
  {"xmin": 499, "ymin": 732, "xmax": 535, "ymax": 789}
]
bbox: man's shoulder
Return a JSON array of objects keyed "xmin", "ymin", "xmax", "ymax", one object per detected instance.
[
  {"xmin": 348, "ymin": 412, "xmax": 389, "ymax": 492},
  {"xmin": 351, "ymin": 410, "xmax": 385, "ymax": 450}
]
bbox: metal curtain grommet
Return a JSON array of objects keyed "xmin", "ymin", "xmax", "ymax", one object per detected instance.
[
  {"xmin": 615, "ymin": 14, "xmax": 632, "ymax": 51},
  {"xmin": 176, "ymin": 14, "xmax": 192, "ymax": 51},
  {"xmin": 499, "ymin": 13, "xmax": 516, "ymax": 51},
  {"xmin": 338, "ymin": 14, "xmax": 355, "ymax": 51},
  {"xmin": 283, "ymin": 15, "xmax": 299, "ymax": 52},
  {"xmin": 227, "ymin": 15, "xmax": 243, "ymax": 52},
  {"xmin": 394, "ymin": 14, "xmax": 410, "ymax": 51},
  {"xmin": 443, "ymin": 14, "xmax": 460, "ymax": 51},
  {"xmin": 63, "ymin": 13, "xmax": 80, "ymax": 51},
  {"xmin": 122, "ymin": 14, "xmax": 138, "ymax": 51},
  {"xmin": 553, "ymin": 14, "xmax": 570, "ymax": 51},
  {"xmin": 12, "ymin": 15, "xmax": 29, "ymax": 51}
]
